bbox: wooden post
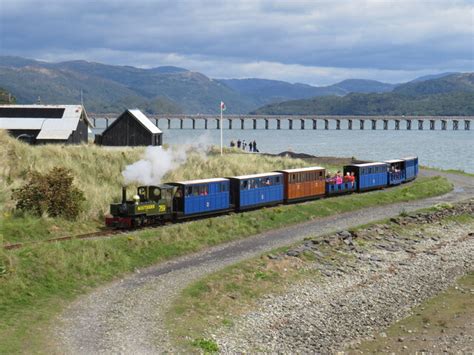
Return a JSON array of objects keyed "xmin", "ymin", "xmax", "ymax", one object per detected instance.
[
  {"xmin": 289, "ymin": 119, "xmax": 293, "ymax": 130},
  {"xmin": 277, "ymin": 119, "xmax": 281, "ymax": 130},
  {"xmin": 348, "ymin": 119, "xmax": 352, "ymax": 130},
  {"xmin": 336, "ymin": 119, "xmax": 340, "ymax": 130},
  {"xmin": 265, "ymin": 119, "xmax": 269, "ymax": 130}
]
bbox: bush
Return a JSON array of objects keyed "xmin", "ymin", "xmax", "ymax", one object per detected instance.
[{"xmin": 12, "ymin": 167, "xmax": 85, "ymax": 220}]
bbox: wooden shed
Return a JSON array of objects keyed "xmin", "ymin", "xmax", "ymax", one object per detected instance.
[{"xmin": 95, "ymin": 109, "xmax": 162, "ymax": 146}]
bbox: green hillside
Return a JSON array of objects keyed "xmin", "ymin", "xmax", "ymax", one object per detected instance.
[{"xmin": 253, "ymin": 74, "xmax": 474, "ymax": 116}]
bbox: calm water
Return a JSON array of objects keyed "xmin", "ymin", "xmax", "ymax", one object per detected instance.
[{"xmin": 92, "ymin": 119, "xmax": 474, "ymax": 173}]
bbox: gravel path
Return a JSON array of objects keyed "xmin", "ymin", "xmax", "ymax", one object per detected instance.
[{"xmin": 54, "ymin": 171, "xmax": 474, "ymax": 353}]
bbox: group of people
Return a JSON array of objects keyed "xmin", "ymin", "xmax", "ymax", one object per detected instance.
[
  {"xmin": 326, "ymin": 171, "xmax": 355, "ymax": 185},
  {"xmin": 230, "ymin": 139, "xmax": 259, "ymax": 152}
]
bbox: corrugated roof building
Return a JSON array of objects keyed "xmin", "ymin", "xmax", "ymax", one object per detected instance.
[
  {"xmin": 0, "ymin": 104, "xmax": 93, "ymax": 144},
  {"xmin": 95, "ymin": 109, "xmax": 162, "ymax": 146}
]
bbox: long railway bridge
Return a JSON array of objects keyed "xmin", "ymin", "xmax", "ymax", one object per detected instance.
[{"xmin": 90, "ymin": 114, "xmax": 473, "ymax": 131}]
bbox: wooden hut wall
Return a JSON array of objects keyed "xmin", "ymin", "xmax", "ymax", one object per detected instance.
[{"xmin": 100, "ymin": 112, "xmax": 154, "ymax": 146}]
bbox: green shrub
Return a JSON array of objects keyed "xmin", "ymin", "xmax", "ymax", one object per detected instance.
[
  {"xmin": 12, "ymin": 167, "xmax": 85, "ymax": 220},
  {"xmin": 191, "ymin": 338, "xmax": 219, "ymax": 352}
]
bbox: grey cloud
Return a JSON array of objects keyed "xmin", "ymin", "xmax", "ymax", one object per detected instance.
[{"xmin": 0, "ymin": 0, "xmax": 472, "ymax": 83}]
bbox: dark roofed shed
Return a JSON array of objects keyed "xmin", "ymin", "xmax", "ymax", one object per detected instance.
[{"xmin": 95, "ymin": 109, "xmax": 162, "ymax": 146}]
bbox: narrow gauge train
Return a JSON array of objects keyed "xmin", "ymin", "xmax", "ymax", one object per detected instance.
[{"xmin": 106, "ymin": 156, "xmax": 418, "ymax": 228}]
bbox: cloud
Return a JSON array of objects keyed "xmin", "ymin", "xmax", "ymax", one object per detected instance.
[{"xmin": 1, "ymin": 0, "xmax": 472, "ymax": 84}]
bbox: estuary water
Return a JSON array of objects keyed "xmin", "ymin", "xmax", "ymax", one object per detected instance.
[{"xmin": 93, "ymin": 120, "xmax": 474, "ymax": 173}]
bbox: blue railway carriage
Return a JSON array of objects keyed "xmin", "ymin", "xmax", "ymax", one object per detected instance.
[
  {"xmin": 228, "ymin": 172, "xmax": 284, "ymax": 210},
  {"xmin": 385, "ymin": 159, "xmax": 406, "ymax": 186},
  {"xmin": 343, "ymin": 162, "xmax": 388, "ymax": 192},
  {"xmin": 403, "ymin": 156, "xmax": 419, "ymax": 181},
  {"xmin": 167, "ymin": 178, "xmax": 231, "ymax": 217},
  {"xmin": 326, "ymin": 180, "xmax": 357, "ymax": 195}
]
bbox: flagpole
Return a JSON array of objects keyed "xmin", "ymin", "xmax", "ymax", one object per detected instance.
[{"xmin": 220, "ymin": 104, "xmax": 223, "ymax": 156}]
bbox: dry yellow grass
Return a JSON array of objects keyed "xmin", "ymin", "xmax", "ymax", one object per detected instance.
[{"xmin": 0, "ymin": 130, "xmax": 310, "ymax": 221}]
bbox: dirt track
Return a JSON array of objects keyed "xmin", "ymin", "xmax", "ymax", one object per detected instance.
[{"xmin": 54, "ymin": 170, "xmax": 474, "ymax": 353}]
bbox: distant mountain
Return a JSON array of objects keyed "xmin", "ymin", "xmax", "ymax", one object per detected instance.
[
  {"xmin": 252, "ymin": 73, "xmax": 474, "ymax": 116},
  {"xmin": 410, "ymin": 72, "xmax": 459, "ymax": 83},
  {"xmin": 218, "ymin": 77, "xmax": 395, "ymax": 107},
  {"xmin": 0, "ymin": 56, "xmax": 469, "ymax": 115},
  {"xmin": 0, "ymin": 57, "xmax": 255, "ymax": 114},
  {"xmin": 393, "ymin": 73, "xmax": 474, "ymax": 96},
  {"xmin": 218, "ymin": 78, "xmax": 344, "ymax": 106},
  {"xmin": 330, "ymin": 79, "xmax": 396, "ymax": 94}
]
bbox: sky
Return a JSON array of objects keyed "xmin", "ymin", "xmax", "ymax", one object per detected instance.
[{"xmin": 0, "ymin": 0, "xmax": 473, "ymax": 85}]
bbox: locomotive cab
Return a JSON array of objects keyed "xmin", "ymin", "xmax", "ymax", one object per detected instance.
[{"xmin": 106, "ymin": 185, "xmax": 175, "ymax": 228}]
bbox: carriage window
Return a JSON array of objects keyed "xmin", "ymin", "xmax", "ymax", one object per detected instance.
[
  {"xmin": 198, "ymin": 185, "xmax": 208, "ymax": 195},
  {"xmin": 242, "ymin": 180, "xmax": 249, "ymax": 190},
  {"xmin": 185, "ymin": 186, "xmax": 192, "ymax": 196},
  {"xmin": 292, "ymin": 174, "xmax": 296, "ymax": 182},
  {"xmin": 276, "ymin": 176, "xmax": 280, "ymax": 184}
]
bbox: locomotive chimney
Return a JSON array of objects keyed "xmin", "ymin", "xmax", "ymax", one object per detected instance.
[{"xmin": 122, "ymin": 186, "xmax": 127, "ymax": 204}]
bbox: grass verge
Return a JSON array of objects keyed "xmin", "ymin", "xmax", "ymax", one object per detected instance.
[{"xmin": 0, "ymin": 175, "xmax": 453, "ymax": 353}]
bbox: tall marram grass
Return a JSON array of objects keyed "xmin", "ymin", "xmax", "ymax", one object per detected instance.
[
  {"xmin": 0, "ymin": 130, "xmax": 144, "ymax": 218},
  {"xmin": 0, "ymin": 130, "xmax": 311, "ymax": 241}
]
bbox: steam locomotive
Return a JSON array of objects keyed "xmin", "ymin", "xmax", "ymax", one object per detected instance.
[{"xmin": 105, "ymin": 157, "xmax": 418, "ymax": 228}]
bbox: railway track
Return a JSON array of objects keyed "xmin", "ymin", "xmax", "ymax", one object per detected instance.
[{"xmin": 2, "ymin": 229, "xmax": 122, "ymax": 250}]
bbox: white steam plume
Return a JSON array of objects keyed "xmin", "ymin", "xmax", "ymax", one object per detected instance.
[{"xmin": 122, "ymin": 134, "xmax": 211, "ymax": 185}]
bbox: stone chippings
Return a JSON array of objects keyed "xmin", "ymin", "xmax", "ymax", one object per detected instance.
[{"xmin": 215, "ymin": 201, "xmax": 474, "ymax": 353}]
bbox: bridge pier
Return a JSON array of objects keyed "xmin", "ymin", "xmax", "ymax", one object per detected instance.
[
  {"xmin": 348, "ymin": 119, "xmax": 352, "ymax": 130},
  {"xmin": 465, "ymin": 120, "xmax": 471, "ymax": 130},
  {"xmin": 204, "ymin": 119, "xmax": 208, "ymax": 129},
  {"xmin": 371, "ymin": 119, "xmax": 377, "ymax": 130},
  {"xmin": 168, "ymin": 118, "xmax": 171, "ymax": 129},
  {"xmin": 277, "ymin": 119, "xmax": 281, "ymax": 130},
  {"xmin": 441, "ymin": 120, "xmax": 447, "ymax": 130},
  {"xmin": 325, "ymin": 119, "xmax": 329, "ymax": 130},
  {"xmin": 383, "ymin": 119, "xmax": 388, "ymax": 130},
  {"xmin": 395, "ymin": 120, "xmax": 400, "ymax": 130},
  {"xmin": 253, "ymin": 119, "xmax": 257, "ymax": 130},
  {"xmin": 180, "ymin": 119, "xmax": 184, "ymax": 129},
  {"xmin": 265, "ymin": 118, "xmax": 269, "ymax": 130},
  {"xmin": 418, "ymin": 120, "xmax": 423, "ymax": 130},
  {"xmin": 300, "ymin": 119, "xmax": 305, "ymax": 130},
  {"xmin": 336, "ymin": 119, "xmax": 341, "ymax": 130},
  {"xmin": 216, "ymin": 119, "xmax": 220, "ymax": 129},
  {"xmin": 228, "ymin": 118, "xmax": 232, "ymax": 129},
  {"xmin": 289, "ymin": 119, "xmax": 293, "ymax": 130},
  {"xmin": 192, "ymin": 119, "xmax": 195, "ymax": 129},
  {"xmin": 430, "ymin": 120, "xmax": 435, "ymax": 130},
  {"xmin": 453, "ymin": 120, "xmax": 459, "ymax": 130},
  {"xmin": 312, "ymin": 119, "xmax": 317, "ymax": 130},
  {"xmin": 240, "ymin": 118, "xmax": 244, "ymax": 130},
  {"xmin": 360, "ymin": 119, "xmax": 365, "ymax": 130},
  {"xmin": 406, "ymin": 120, "xmax": 412, "ymax": 130}
]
